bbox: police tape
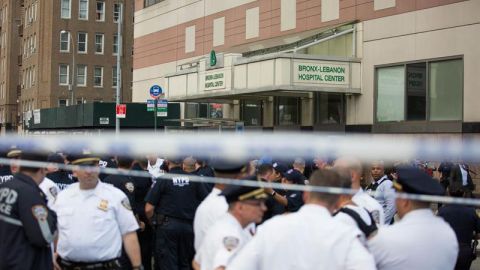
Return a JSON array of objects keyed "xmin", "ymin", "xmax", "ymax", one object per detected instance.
[
  {"xmin": 1, "ymin": 158, "xmax": 480, "ymax": 207},
  {"xmin": 0, "ymin": 132, "xmax": 479, "ymax": 162}
]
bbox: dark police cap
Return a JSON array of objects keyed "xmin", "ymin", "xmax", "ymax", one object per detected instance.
[
  {"xmin": 70, "ymin": 150, "xmax": 100, "ymax": 165},
  {"xmin": 6, "ymin": 147, "xmax": 22, "ymax": 158},
  {"xmin": 47, "ymin": 153, "xmax": 65, "ymax": 164},
  {"xmin": 272, "ymin": 162, "xmax": 288, "ymax": 176},
  {"xmin": 209, "ymin": 157, "xmax": 247, "ymax": 173},
  {"xmin": 394, "ymin": 166, "xmax": 445, "ymax": 196},
  {"xmin": 220, "ymin": 185, "xmax": 267, "ymax": 204},
  {"xmin": 284, "ymin": 169, "xmax": 305, "ymax": 185}
]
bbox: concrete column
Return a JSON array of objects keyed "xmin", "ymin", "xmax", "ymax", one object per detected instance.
[
  {"xmin": 301, "ymin": 93, "xmax": 314, "ymax": 126},
  {"xmin": 263, "ymin": 97, "xmax": 274, "ymax": 127}
]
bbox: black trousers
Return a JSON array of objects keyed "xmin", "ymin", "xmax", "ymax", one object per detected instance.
[
  {"xmin": 455, "ymin": 243, "xmax": 474, "ymax": 270},
  {"xmin": 138, "ymin": 224, "xmax": 154, "ymax": 270},
  {"xmin": 154, "ymin": 218, "xmax": 194, "ymax": 270}
]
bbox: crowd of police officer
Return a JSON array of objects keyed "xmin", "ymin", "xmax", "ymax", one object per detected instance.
[{"xmin": 0, "ymin": 146, "xmax": 479, "ymax": 270}]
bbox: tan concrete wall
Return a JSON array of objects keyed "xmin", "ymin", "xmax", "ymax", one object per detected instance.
[{"xmin": 359, "ymin": 0, "xmax": 480, "ymax": 125}]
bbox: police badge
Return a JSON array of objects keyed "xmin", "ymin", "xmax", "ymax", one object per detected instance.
[{"xmin": 223, "ymin": 236, "xmax": 239, "ymax": 251}]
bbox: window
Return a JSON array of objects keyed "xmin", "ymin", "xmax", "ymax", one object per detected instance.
[
  {"xmin": 79, "ymin": 0, "xmax": 88, "ymax": 20},
  {"xmin": 96, "ymin": 1, "xmax": 105, "ymax": 21},
  {"xmin": 376, "ymin": 59, "xmax": 463, "ymax": 123},
  {"xmin": 276, "ymin": 97, "xmax": 300, "ymax": 125},
  {"xmin": 315, "ymin": 93, "xmax": 344, "ymax": 124},
  {"xmin": 113, "ymin": 3, "xmax": 120, "ymax": 22},
  {"xmin": 60, "ymin": 31, "xmax": 70, "ymax": 52},
  {"xmin": 59, "ymin": 64, "xmax": 69, "ymax": 85},
  {"xmin": 58, "ymin": 99, "xmax": 67, "ymax": 107},
  {"xmin": 144, "ymin": 0, "xmax": 164, "ymax": 8},
  {"xmin": 112, "ymin": 66, "xmax": 117, "ymax": 87},
  {"xmin": 94, "ymin": 66, "xmax": 103, "ymax": 87},
  {"xmin": 77, "ymin": 32, "xmax": 87, "ymax": 53},
  {"xmin": 61, "ymin": 0, "xmax": 71, "ymax": 19},
  {"xmin": 31, "ymin": 66, "xmax": 36, "ymax": 85},
  {"xmin": 95, "ymin": 33, "xmax": 104, "ymax": 54},
  {"xmin": 113, "ymin": 34, "xmax": 118, "ymax": 55},
  {"xmin": 77, "ymin": 65, "xmax": 87, "ymax": 86}
]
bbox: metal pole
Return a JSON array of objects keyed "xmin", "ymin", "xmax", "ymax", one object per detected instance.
[
  {"xmin": 154, "ymin": 98, "xmax": 157, "ymax": 133},
  {"xmin": 115, "ymin": 2, "xmax": 123, "ymax": 135},
  {"xmin": 70, "ymin": 34, "xmax": 76, "ymax": 106}
]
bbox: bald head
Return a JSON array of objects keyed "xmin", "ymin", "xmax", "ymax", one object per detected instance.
[
  {"xmin": 333, "ymin": 157, "xmax": 362, "ymax": 190},
  {"xmin": 183, "ymin": 156, "xmax": 197, "ymax": 173}
]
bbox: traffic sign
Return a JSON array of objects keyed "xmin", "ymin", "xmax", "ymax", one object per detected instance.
[
  {"xmin": 157, "ymin": 99, "xmax": 168, "ymax": 117},
  {"xmin": 150, "ymin": 85, "xmax": 163, "ymax": 99},
  {"xmin": 116, "ymin": 104, "xmax": 126, "ymax": 118},
  {"xmin": 147, "ymin": 99, "xmax": 155, "ymax": 111}
]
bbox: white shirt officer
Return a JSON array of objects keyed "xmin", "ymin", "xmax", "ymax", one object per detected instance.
[
  {"xmin": 368, "ymin": 166, "xmax": 458, "ymax": 270},
  {"xmin": 366, "ymin": 175, "xmax": 396, "ymax": 224},
  {"xmin": 39, "ymin": 177, "xmax": 60, "ymax": 209},
  {"xmin": 334, "ymin": 204, "xmax": 374, "ymax": 244},
  {"xmin": 228, "ymin": 204, "xmax": 376, "ymax": 270},
  {"xmin": 194, "ymin": 213, "xmax": 250, "ymax": 270},
  {"xmin": 369, "ymin": 209, "xmax": 458, "ymax": 270},
  {"xmin": 53, "ymin": 181, "xmax": 139, "ymax": 262},
  {"xmin": 194, "ymin": 187, "xmax": 228, "ymax": 251},
  {"xmin": 353, "ymin": 188, "xmax": 386, "ymax": 226}
]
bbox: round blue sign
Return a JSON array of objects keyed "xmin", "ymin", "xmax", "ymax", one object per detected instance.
[{"xmin": 150, "ymin": 85, "xmax": 163, "ymax": 98}]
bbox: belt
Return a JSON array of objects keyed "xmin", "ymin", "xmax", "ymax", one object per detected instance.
[
  {"xmin": 58, "ymin": 257, "xmax": 122, "ymax": 270},
  {"xmin": 155, "ymin": 214, "xmax": 192, "ymax": 225}
]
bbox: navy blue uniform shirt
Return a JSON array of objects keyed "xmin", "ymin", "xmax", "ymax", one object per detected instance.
[
  {"xmin": 103, "ymin": 174, "xmax": 137, "ymax": 215},
  {"xmin": 0, "ymin": 173, "xmax": 57, "ymax": 270},
  {"xmin": 438, "ymin": 204, "xmax": 480, "ymax": 244},
  {"xmin": 46, "ymin": 170, "xmax": 75, "ymax": 190},
  {"xmin": 145, "ymin": 167, "xmax": 209, "ymax": 221}
]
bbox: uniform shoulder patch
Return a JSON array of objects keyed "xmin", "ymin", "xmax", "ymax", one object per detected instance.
[
  {"xmin": 121, "ymin": 198, "xmax": 132, "ymax": 211},
  {"xmin": 125, "ymin": 182, "xmax": 135, "ymax": 193},
  {"xmin": 222, "ymin": 236, "xmax": 240, "ymax": 251},
  {"xmin": 32, "ymin": 205, "xmax": 48, "ymax": 221},
  {"xmin": 371, "ymin": 210, "xmax": 380, "ymax": 224}
]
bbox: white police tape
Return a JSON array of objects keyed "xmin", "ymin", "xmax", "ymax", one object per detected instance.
[
  {"xmin": 1, "ymin": 158, "xmax": 480, "ymax": 207},
  {"xmin": 0, "ymin": 133, "xmax": 479, "ymax": 162}
]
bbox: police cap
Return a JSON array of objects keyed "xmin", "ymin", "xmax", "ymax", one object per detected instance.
[
  {"xmin": 394, "ymin": 166, "xmax": 444, "ymax": 196},
  {"xmin": 272, "ymin": 162, "xmax": 288, "ymax": 176},
  {"xmin": 6, "ymin": 147, "xmax": 22, "ymax": 158},
  {"xmin": 284, "ymin": 169, "xmax": 305, "ymax": 185},
  {"xmin": 221, "ymin": 185, "xmax": 267, "ymax": 204},
  {"xmin": 70, "ymin": 150, "xmax": 100, "ymax": 165},
  {"xmin": 47, "ymin": 153, "xmax": 65, "ymax": 164},
  {"xmin": 209, "ymin": 157, "xmax": 247, "ymax": 174}
]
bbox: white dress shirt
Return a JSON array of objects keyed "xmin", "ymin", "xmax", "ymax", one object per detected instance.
[
  {"xmin": 369, "ymin": 209, "xmax": 458, "ymax": 270},
  {"xmin": 366, "ymin": 176, "xmax": 396, "ymax": 224},
  {"xmin": 227, "ymin": 204, "xmax": 376, "ymax": 270},
  {"xmin": 195, "ymin": 213, "xmax": 250, "ymax": 270},
  {"xmin": 147, "ymin": 158, "xmax": 164, "ymax": 179},
  {"xmin": 39, "ymin": 177, "xmax": 60, "ymax": 209},
  {"xmin": 353, "ymin": 188, "xmax": 386, "ymax": 226},
  {"xmin": 194, "ymin": 187, "xmax": 228, "ymax": 251},
  {"xmin": 53, "ymin": 181, "xmax": 139, "ymax": 262},
  {"xmin": 334, "ymin": 204, "xmax": 373, "ymax": 244}
]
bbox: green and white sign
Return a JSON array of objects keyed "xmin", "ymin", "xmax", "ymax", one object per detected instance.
[
  {"xmin": 204, "ymin": 71, "xmax": 226, "ymax": 91},
  {"xmin": 157, "ymin": 99, "xmax": 168, "ymax": 117},
  {"xmin": 293, "ymin": 61, "xmax": 349, "ymax": 86}
]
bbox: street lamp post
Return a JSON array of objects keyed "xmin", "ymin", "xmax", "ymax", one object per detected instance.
[
  {"xmin": 115, "ymin": 3, "xmax": 123, "ymax": 135},
  {"xmin": 60, "ymin": 30, "xmax": 75, "ymax": 106}
]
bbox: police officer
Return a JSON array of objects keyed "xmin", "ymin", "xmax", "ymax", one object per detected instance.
[
  {"xmin": 0, "ymin": 149, "xmax": 13, "ymax": 184},
  {"xmin": 0, "ymin": 152, "xmax": 57, "ymax": 270},
  {"xmin": 369, "ymin": 166, "xmax": 458, "ymax": 270},
  {"xmin": 193, "ymin": 186, "xmax": 267, "ymax": 270},
  {"xmin": 131, "ymin": 158, "xmax": 154, "ymax": 270},
  {"xmin": 193, "ymin": 159, "xmax": 248, "ymax": 251},
  {"xmin": 366, "ymin": 160, "xmax": 396, "ymax": 224},
  {"xmin": 145, "ymin": 157, "xmax": 209, "ymax": 270},
  {"xmin": 103, "ymin": 155, "xmax": 141, "ymax": 269},
  {"xmin": 228, "ymin": 170, "xmax": 376, "ymax": 270},
  {"xmin": 53, "ymin": 151, "xmax": 142, "ymax": 270},
  {"xmin": 46, "ymin": 152, "xmax": 74, "ymax": 190},
  {"xmin": 438, "ymin": 188, "xmax": 480, "ymax": 270},
  {"xmin": 260, "ymin": 162, "xmax": 289, "ymax": 221}
]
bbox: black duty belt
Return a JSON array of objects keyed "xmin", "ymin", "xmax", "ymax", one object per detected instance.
[
  {"xmin": 58, "ymin": 257, "xmax": 122, "ymax": 270},
  {"xmin": 155, "ymin": 214, "xmax": 192, "ymax": 225}
]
